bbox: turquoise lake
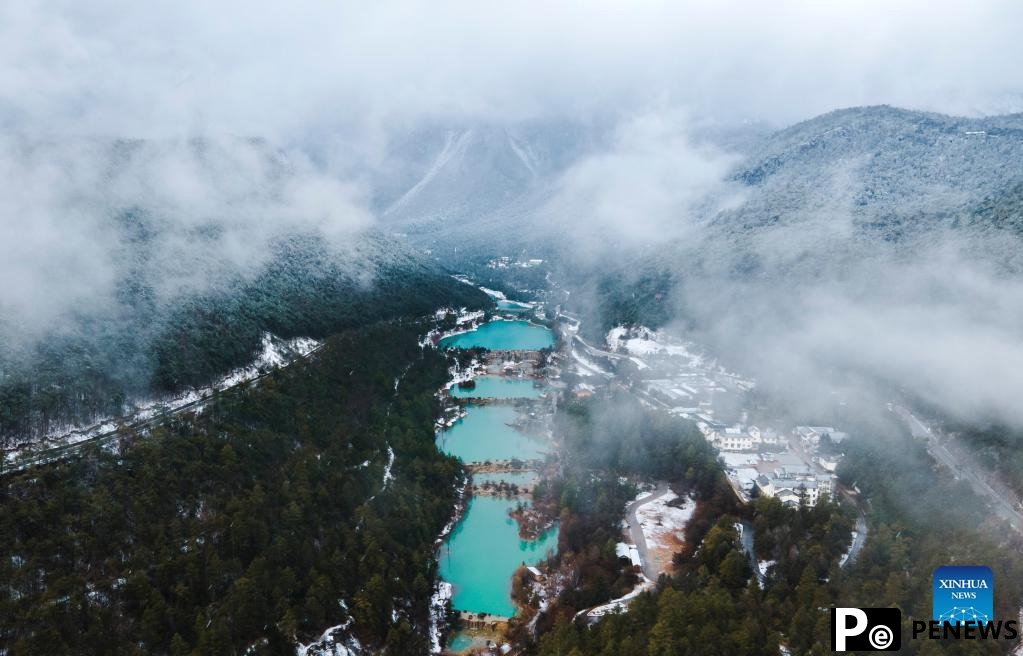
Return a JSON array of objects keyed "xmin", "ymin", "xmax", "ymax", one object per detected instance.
[
  {"xmin": 447, "ymin": 632, "xmax": 489, "ymax": 652},
  {"xmin": 439, "ymin": 495, "xmax": 559, "ymax": 617},
  {"xmin": 449, "ymin": 376, "xmax": 543, "ymax": 399},
  {"xmin": 439, "ymin": 320, "xmax": 554, "ymax": 351},
  {"xmin": 437, "ymin": 405, "xmax": 548, "ymax": 462},
  {"xmin": 437, "ymin": 307, "xmax": 558, "ymax": 625},
  {"xmin": 496, "ymin": 299, "xmax": 532, "ymax": 312}
]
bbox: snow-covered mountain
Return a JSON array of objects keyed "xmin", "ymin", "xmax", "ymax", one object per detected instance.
[
  {"xmin": 712, "ymin": 105, "xmax": 1023, "ymax": 264},
  {"xmin": 375, "ymin": 121, "xmax": 598, "ymax": 259},
  {"xmin": 592, "ymin": 107, "xmax": 1023, "ymax": 428}
]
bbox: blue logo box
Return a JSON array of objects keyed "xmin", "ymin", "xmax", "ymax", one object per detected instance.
[{"xmin": 933, "ymin": 566, "xmax": 993, "ymax": 624}]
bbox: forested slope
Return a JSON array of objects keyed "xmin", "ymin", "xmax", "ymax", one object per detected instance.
[
  {"xmin": 0, "ymin": 229, "xmax": 487, "ymax": 445},
  {"xmin": 537, "ymin": 413, "xmax": 1023, "ymax": 656},
  {"xmin": 586, "ymin": 107, "xmax": 1023, "ymax": 332},
  {"xmin": 1, "ymin": 321, "xmax": 464, "ymax": 655}
]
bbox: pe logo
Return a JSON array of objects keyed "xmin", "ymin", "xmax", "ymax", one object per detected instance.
[
  {"xmin": 831, "ymin": 608, "xmax": 901, "ymax": 651},
  {"xmin": 933, "ymin": 565, "xmax": 993, "ymax": 624}
]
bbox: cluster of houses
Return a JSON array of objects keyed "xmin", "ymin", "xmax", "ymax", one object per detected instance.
[
  {"xmin": 698, "ymin": 421, "xmax": 851, "ymax": 508},
  {"xmin": 586, "ymin": 322, "xmax": 853, "ymax": 510}
]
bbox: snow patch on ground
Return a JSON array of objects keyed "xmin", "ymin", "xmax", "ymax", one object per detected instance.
[
  {"xmin": 7, "ymin": 333, "xmax": 320, "ymax": 468},
  {"xmin": 382, "ymin": 446, "xmax": 395, "ymax": 487},
  {"xmin": 635, "ymin": 491, "xmax": 695, "ymax": 550},
  {"xmin": 720, "ymin": 452, "xmax": 761, "ymax": 468},
  {"xmin": 437, "ymin": 359, "xmax": 484, "ymax": 432},
  {"xmin": 606, "ymin": 326, "xmax": 704, "ymax": 366},
  {"xmin": 196, "ymin": 334, "xmax": 318, "ymax": 396},
  {"xmin": 297, "ymin": 616, "xmax": 361, "ymax": 656},
  {"xmin": 444, "ymin": 358, "xmax": 484, "ymax": 389},
  {"xmin": 386, "ymin": 130, "xmax": 467, "ymax": 215},
  {"xmin": 478, "ymin": 286, "xmax": 507, "ymax": 300},
  {"xmin": 579, "ymin": 576, "xmax": 655, "ymax": 620},
  {"xmin": 457, "ymin": 310, "xmax": 486, "ymax": 325},
  {"xmin": 366, "ymin": 445, "xmax": 398, "ymax": 503},
  {"xmin": 500, "ymin": 299, "xmax": 535, "ymax": 310},
  {"xmin": 435, "ymin": 475, "xmax": 471, "ymax": 546},
  {"xmin": 571, "ymin": 349, "xmax": 613, "ymax": 378},
  {"xmin": 436, "ymin": 406, "xmax": 468, "ymax": 430},
  {"xmin": 429, "ymin": 581, "xmax": 453, "ymax": 653},
  {"xmin": 422, "ymin": 307, "xmax": 487, "ymax": 347}
]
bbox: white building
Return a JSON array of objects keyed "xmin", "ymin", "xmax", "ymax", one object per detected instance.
[
  {"xmin": 749, "ymin": 426, "xmax": 780, "ymax": 445},
  {"xmin": 755, "ymin": 468, "xmax": 835, "ymax": 507},
  {"xmin": 748, "ymin": 425, "xmax": 781, "ymax": 446},
  {"xmin": 817, "ymin": 454, "xmax": 842, "ymax": 472},
  {"xmin": 776, "ymin": 489, "xmax": 801, "ymax": 506},
  {"xmin": 712, "ymin": 426, "xmax": 758, "ymax": 451},
  {"xmin": 716, "ymin": 432, "xmax": 755, "ymax": 451},
  {"xmin": 794, "ymin": 426, "xmax": 850, "ymax": 450}
]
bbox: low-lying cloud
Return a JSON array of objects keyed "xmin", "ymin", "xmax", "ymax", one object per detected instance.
[
  {"xmin": 0, "ymin": 137, "xmax": 371, "ymax": 347},
  {"xmin": 677, "ymin": 240, "xmax": 1023, "ymax": 428},
  {"xmin": 3, "ymin": 0, "xmax": 1023, "ymax": 144},
  {"xmin": 542, "ymin": 111, "xmax": 740, "ymax": 259},
  {"xmin": 544, "ymin": 107, "xmax": 1023, "ymax": 429}
]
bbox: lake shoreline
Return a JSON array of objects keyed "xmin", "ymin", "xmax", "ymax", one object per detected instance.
[{"xmin": 431, "ymin": 305, "xmax": 561, "ymax": 653}]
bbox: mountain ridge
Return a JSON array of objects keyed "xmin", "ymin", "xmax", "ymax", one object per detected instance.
[{"xmin": 0, "ymin": 136, "xmax": 489, "ymax": 446}]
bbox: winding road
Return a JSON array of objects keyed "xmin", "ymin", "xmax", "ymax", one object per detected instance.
[
  {"xmin": 738, "ymin": 520, "xmax": 763, "ymax": 585},
  {"xmin": 894, "ymin": 405, "xmax": 1023, "ymax": 533},
  {"xmin": 625, "ymin": 482, "xmax": 671, "ymax": 580},
  {"xmin": 4, "ymin": 341, "xmax": 325, "ymax": 475},
  {"xmin": 572, "ymin": 334, "xmax": 624, "ymax": 362},
  {"xmin": 574, "ymin": 482, "xmax": 670, "ymax": 623},
  {"xmin": 843, "ymin": 503, "xmax": 868, "ymax": 568}
]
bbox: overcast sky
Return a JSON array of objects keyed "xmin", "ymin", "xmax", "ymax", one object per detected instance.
[{"xmin": 3, "ymin": 0, "xmax": 1023, "ymax": 143}]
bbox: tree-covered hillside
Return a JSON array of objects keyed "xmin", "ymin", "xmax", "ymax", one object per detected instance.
[
  {"xmin": 582, "ymin": 106, "xmax": 1023, "ymax": 330},
  {"xmin": 0, "ymin": 228, "xmax": 488, "ymax": 445},
  {"xmin": 538, "ymin": 413, "xmax": 1023, "ymax": 656},
  {"xmin": 1, "ymin": 320, "xmax": 463, "ymax": 655},
  {"xmin": 0, "ymin": 136, "xmax": 491, "ymax": 447}
]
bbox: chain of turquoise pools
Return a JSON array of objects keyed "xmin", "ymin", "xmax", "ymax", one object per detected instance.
[{"xmin": 437, "ymin": 320, "xmax": 558, "ymax": 627}]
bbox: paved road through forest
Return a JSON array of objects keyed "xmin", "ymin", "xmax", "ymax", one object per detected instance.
[
  {"xmin": 895, "ymin": 405, "xmax": 1023, "ymax": 533},
  {"xmin": 625, "ymin": 482, "xmax": 671, "ymax": 580}
]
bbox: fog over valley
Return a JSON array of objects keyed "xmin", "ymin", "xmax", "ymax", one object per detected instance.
[{"xmin": 3, "ymin": 3, "xmax": 1023, "ymax": 655}]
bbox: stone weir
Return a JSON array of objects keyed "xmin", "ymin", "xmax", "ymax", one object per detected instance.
[
  {"xmin": 457, "ymin": 611, "xmax": 511, "ymax": 630},
  {"xmin": 485, "ymin": 348, "xmax": 543, "ymax": 359},
  {"xmin": 465, "ymin": 460, "xmax": 544, "ymax": 473},
  {"xmin": 471, "ymin": 481, "xmax": 535, "ymax": 497},
  {"xmin": 484, "ymin": 349, "xmax": 544, "ymax": 376},
  {"xmin": 448, "ymin": 396, "xmax": 528, "ymax": 407}
]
